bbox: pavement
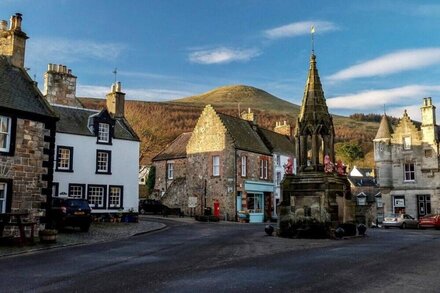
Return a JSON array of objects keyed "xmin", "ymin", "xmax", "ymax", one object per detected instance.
[{"xmin": 0, "ymin": 216, "xmax": 169, "ymax": 257}]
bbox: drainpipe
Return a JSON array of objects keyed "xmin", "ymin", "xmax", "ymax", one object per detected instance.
[{"xmin": 233, "ymin": 148, "xmax": 237, "ymax": 222}]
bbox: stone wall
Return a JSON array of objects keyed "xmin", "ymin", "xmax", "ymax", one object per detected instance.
[
  {"xmin": 153, "ymin": 158, "xmax": 187, "ymax": 195},
  {"xmin": 0, "ymin": 118, "xmax": 51, "ymax": 231}
]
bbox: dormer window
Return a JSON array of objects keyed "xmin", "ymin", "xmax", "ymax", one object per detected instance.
[
  {"xmin": 98, "ymin": 123, "xmax": 110, "ymax": 143},
  {"xmin": 403, "ymin": 136, "xmax": 411, "ymax": 150}
]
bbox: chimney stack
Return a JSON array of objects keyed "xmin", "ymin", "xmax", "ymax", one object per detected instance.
[
  {"xmin": 241, "ymin": 108, "xmax": 257, "ymax": 124},
  {"xmin": 0, "ymin": 13, "xmax": 28, "ymax": 68},
  {"xmin": 43, "ymin": 64, "xmax": 81, "ymax": 107},
  {"xmin": 274, "ymin": 120, "xmax": 292, "ymax": 137},
  {"xmin": 106, "ymin": 82, "xmax": 125, "ymax": 118}
]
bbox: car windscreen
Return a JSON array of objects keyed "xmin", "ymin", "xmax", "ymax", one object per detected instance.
[{"xmin": 66, "ymin": 200, "xmax": 90, "ymax": 209}]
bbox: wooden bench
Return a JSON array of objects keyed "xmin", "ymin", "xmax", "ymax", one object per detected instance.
[{"xmin": 0, "ymin": 213, "xmax": 37, "ymax": 246}]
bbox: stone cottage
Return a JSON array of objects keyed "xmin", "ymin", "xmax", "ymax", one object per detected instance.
[
  {"xmin": 374, "ymin": 97, "xmax": 440, "ymax": 218},
  {"xmin": 0, "ymin": 14, "xmax": 58, "ymax": 227},
  {"xmin": 154, "ymin": 105, "xmax": 295, "ymax": 223}
]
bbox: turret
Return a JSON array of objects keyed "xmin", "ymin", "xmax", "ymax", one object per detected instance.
[
  {"xmin": 373, "ymin": 114, "xmax": 393, "ymax": 188},
  {"xmin": 0, "ymin": 13, "xmax": 28, "ymax": 68},
  {"xmin": 106, "ymin": 82, "xmax": 125, "ymax": 118}
]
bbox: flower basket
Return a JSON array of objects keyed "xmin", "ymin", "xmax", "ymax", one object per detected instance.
[{"xmin": 39, "ymin": 229, "xmax": 58, "ymax": 244}]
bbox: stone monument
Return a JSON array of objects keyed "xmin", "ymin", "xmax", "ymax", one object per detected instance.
[{"xmin": 278, "ymin": 53, "xmax": 352, "ymax": 238}]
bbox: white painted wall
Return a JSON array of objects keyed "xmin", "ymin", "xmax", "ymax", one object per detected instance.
[
  {"xmin": 53, "ymin": 133, "xmax": 139, "ymax": 213},
  {"xmin": 272, "ymin": 153, "xmax": 296, "ymax": 217}
]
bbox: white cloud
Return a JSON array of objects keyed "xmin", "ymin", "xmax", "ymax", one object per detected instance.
[
  {"xmin": 328, "ymin": 48, "xmax": 440, "ymax": 81},
  {"xmin": 386, "ymin": 104, "xmax": 422, "ymax": 121},
  {"xmin": 264, "ymin": 21, "xmax": 338, "ymax": 39},
  {"xmin": 327, "ymin": 85, "xmax": 440, "ymax": 110},
  {"xmin": 189, "ymin": 47, "xmax": 260, "ymax": 64},
  {"xmin": 27, "ymin": 38, "xmax": 125, "ymax": 64},
  {"xmin": 77, "ymin": 84, "xmax": 192, "ymax": 101}
]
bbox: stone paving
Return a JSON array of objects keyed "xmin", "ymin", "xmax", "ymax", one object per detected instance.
[{"xmin": 0, "ymin": 219, "xmax": 166, "ymax": 257}]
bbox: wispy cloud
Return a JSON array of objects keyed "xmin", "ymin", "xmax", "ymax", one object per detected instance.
[
  {"xmin": 386, "ymin": 104, "xmax": 422, "ymax": 121},
  {"xmin": 264, "ymin": 20, "xmax": 338, "ymax": 39},
  {"xmin": 188, "ymin": 47, "xmax": 261, "ymax": 64},
  {"xmin": 27, "ymin": 38, "xmax": 125, "ymax": 64},
  {"xmin": 327, "ymin": 85, "xmax": 440, "ymax": 110},
  {"xmin": 328, "ymin": 48, "xmax": 440, "ymax": 81},
  {"xmin": 77, "ymin": 85, "xmax": 192, "ymax": 101}
]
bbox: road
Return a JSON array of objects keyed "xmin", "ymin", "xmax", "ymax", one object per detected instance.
[{"xmin": 1, "ymin": 218, "xmax": 440, "ymax": 292}]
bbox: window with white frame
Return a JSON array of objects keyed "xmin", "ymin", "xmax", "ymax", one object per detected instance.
[
  {"xmin": 241, "ymin": 156, "xmax": 247, "ymax": 177},
  {"xmin": 96, "ymin": 150, "xmax": 111, "ymax": 174},
  {"xmin": 109, "ymin": 186, "xmax": 123, "ymax": 208},
  {"xmin": 69, "ymin": 184, "xmax": 84, "ymax": 199},
  {"xmin": 276, "ymin": 155, "xmax": 281, "ymax": 166},
  {"xmin": 0, "ymin": 183, "xmax": 7, "ymax": 213},
  {"xmin": 260, "ymin": 158, "xmax": 268, "ymax": 179},
  {"xmin": 0, "ymin": 116, "xmax": 11, "ymax": 153},
  {"xmin": 212, "ymin": 155, "xmax": 220, "ymax": 176},
  {"xmin": 404, "ymin": 163, "xmax": 415, "ymax": 181},
  {"xmin": 247, "ymin": 193, "xmax": 262, "ymax": 213},
  {"xmin": 56, "ymin": 146, "xmax": 73, "ymax": 172},
  {"xmin": 403, "ymin": 136, "xmax": 411, "ymax": 150},
  {"xmin": 98, "ymin": 123, "xmax": 110, "ymax": 143},
  {"xmin": 167, "ymin": 162, "xmax": 174, "ymax": 179},
  {"xmin": 87, "ymin": 185, "xmax": 105, "ymax": 208}
]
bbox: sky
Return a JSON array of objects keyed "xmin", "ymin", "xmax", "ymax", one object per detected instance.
[{"xmin": 2, "ymin": 0, "xmax": 440, "ymax": 120}]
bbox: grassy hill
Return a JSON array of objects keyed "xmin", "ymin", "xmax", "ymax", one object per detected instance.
[
  {"xmin": 172, "ymin": 85, "xmax": 301, "ymax": 115},
  {"xmin": 80, "ymin": 85, "xmax": 380, "ymax": 167}
]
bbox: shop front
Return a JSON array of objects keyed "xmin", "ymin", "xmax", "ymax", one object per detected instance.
[{"xmin": 244, "ymin": 181, "xmax": 274, "ymax": 223}]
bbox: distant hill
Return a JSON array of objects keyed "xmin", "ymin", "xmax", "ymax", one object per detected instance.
[
  {"xmin": 80, "ymin": 84, "xmax": 380, "ymax": 167},
  {"xmin": 172, "ymin": 85, "xmax": 301, "ymax": 115}
]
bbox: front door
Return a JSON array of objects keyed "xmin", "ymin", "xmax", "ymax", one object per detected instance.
[
  {"xmin": 264, "ymin": 192, "xmax": 272, "ymax": 222},
  {"xmin": 418, "ymin": 195, "xmax": 431, "ymax": 217}
]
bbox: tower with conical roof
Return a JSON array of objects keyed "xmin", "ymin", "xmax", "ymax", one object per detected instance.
[
  {"xmin": 373, "ymin": 114, "xmax": 393, "ymax": 188},
  {"xmin": 296, "ymin": 53, "xmax": 335, "ymax": 172}
]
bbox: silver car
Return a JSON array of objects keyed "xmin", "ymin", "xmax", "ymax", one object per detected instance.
[{"xmin": 383, "ymin": 213, "xmax": 419, "ymax": 229}]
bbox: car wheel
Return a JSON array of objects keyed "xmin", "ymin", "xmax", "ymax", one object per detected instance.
[
  {"xmin": 385, "ymin": 226, "xmax": 389, "ymax": 229},
  {"xmin": 80, "ymin": 224, "xmax": 90, "ymax": 232},
  {"xmin": 140, "ymin": 208, "xmax": 146, "ymax": 215},
  {"xmin": 401, "ymin": 223, "xmax": 407, "ymax": 229}
]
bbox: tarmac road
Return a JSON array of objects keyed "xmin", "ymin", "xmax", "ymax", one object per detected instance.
[{"xmin": 1, "ymin": 218, "xmax": 440, "ymax": 293}]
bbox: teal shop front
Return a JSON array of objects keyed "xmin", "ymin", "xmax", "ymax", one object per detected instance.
[{"xmin": 244, "ymin": 181, "xmax": 274, "ymax": 223}]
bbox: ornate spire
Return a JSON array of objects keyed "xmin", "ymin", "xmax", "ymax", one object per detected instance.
[
  {"xmin": 295, "ymin": 53, "xmax": 335, "ymax": 172},
  {"xmin": 297, "ymin": 54, "xmax": 332, "ymax": 126},
  {"xmin": 375, "ymin": 114, "xmax": 393, "ymax": 140}
]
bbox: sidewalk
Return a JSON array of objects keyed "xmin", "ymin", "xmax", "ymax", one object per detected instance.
[{"xmin": 0, "ymin": 219, "xmax": 166, "ymax": 258}]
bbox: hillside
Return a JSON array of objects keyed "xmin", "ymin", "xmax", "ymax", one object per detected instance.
[
  {"xmin": 80, "ymin": 85, "xmax": 380, "ymax": 167},
  {"xmin": 172, "ymin": 85, "xmax": 301, "ymax": 115}
]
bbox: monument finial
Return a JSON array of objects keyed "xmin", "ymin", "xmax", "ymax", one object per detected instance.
[{"xmin": 311, "ymin": 25, "xmax": 315, "ymax": 54}]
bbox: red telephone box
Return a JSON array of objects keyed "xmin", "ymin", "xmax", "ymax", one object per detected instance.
[{"xmin": 214, "ymin": 200, "xmax": 220, "ymax": 217}]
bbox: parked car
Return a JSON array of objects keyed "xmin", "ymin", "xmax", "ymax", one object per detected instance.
[
  {"xmin": 383, "ymin": 213, "xmax": 419, "ymax": 229},
  {"xmin": 419, "ymin": 214, "xmax": 440, "ymax": 229},
  {"xmin": 139, "ymin": 199, "xmax": 164, "ymax": 215},
  {"xmin": 51, "ymin": 198, "xmax": 92, "ymax": 232}
]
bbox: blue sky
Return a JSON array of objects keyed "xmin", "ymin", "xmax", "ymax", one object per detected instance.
[{"xmin": 3, "ymin": 0, "xmax": 440, "ymax": 120}]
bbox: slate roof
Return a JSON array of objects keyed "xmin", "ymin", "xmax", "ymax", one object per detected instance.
[
  {"xmin": 0, "ymin": 56, "xmax": 57, "ymax": 119},
  {"xmin": 257, "ymin": 127, "xmax": 294, "ymax": 156},
  {"xmin": 348, "ymin": 176, "xmax": 378, "ymax": 187},
  {"xmin": 53, "ymin": 105, "xmax": 139, "ymax": 141},
  {"xmin": 217, "ymin": 113, "xmax": 271, "ymax": 155},
  {"xmin": 152, "ymin": 132, "xmax": 192, "ymax": 161}
]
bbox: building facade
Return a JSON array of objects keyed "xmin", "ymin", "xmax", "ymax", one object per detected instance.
[
  {"xmin": 374, "ymin": 98, "xmax": 440, "ymax": 218},
  {"xmin": 43, "ymin": 66, "xmax": 140, "ymax": 214},
  {"xmin": 0, "ymin": 14, "xmax": 58, "ymax": 229},
  {"xmin": 153, "ymin": 105, "xmax": 295, "ymax": 223}
]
